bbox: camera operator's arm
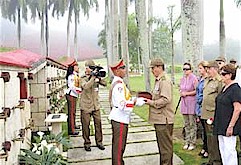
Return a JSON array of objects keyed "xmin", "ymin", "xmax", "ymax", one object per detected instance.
[
  {"xmin": 98, "ymin": 78, "xmax": 107, "ymax": 87},
  {"xmin": 81, "ymin": 76, "xmax": 96, "ymax": 89}
]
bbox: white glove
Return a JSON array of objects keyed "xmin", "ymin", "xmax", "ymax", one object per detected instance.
[{"xmin": 135, "ymin": 97, "xmax": 146, "ymax": 106}]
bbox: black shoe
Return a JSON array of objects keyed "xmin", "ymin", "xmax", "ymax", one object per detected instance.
[
  {"xmin": 97, "ymin": 144, "xmax": 105, "ymax": 150},
  {"xmin": 69, "ymin": 132, "xmax": 79, "ymax": 136},
  {"xmin": 75, "ymin": 125, "xmax": 80, "ymax": 129},
  {"xmin": 202, "ymin": 152, "xmax": 208, "ymax": 158},
  {"xmin": 84, "ymin": 146, "xmax": 91, "ymax": 151}
]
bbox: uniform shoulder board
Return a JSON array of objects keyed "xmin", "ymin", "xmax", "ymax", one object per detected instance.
[{"xmin": 161, "ymin": 75, "xmax": 166, "ymax": 81}]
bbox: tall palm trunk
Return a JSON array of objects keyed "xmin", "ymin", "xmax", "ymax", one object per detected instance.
[
  {"xmin": 136, "ymin": 0, "xmax": 150, "ymax": 91},
  {"xmin": 40, "ymin": 10, "xmax": 45, "ymax": 56},
  {"xmin": 219, "ymin": 0, "xmax": 226, "ymax": 58},
  {"xmin": 105, "ymin": 0, "xmax": 113, "ymax": 77},
  {"xmin": 74, "ymin": 10, "xmax": 78, "ymax": 59},
  {"xmin": 111, "ymin": 0, "xmax": 119, "ymax": 63},
  {"xmin": 119, "ymin": 0, "xmax": 129, "ymax": 86},
  {"xmin": 45, "ymin": 0, "xmax": 49, "ymax": 56},
  {"xmin": 135, "ymin": 2, "xmax": 141, "ymax": 74},
  {"xmin": 17, "ymin": 6, "xmax": 21, "ymax": 48},
  {"xmin": 181, "ymin": 0, "xmax": 203, "ymax": 71},
  {"xmin": 148, "ymin": 0, "xmax": 153, "ymax": 58},
  {"xmin": 67, "ymin": 0, "xmax": 73, "ymax": 57}
]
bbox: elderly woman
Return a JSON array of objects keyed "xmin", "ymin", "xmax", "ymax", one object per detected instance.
[
  {"xmin": 213, "ymin": 64, "xmax": 241, "ymax": 165},
  {"xmin": 179, "ymin": 62, "xmax": 198, "ymax": 150}
]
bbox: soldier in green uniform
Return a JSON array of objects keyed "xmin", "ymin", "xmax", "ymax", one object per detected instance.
[
  {"xmin": 201, "ymin": 61, "xmax": 223, "ymax": 165},
  {"xmin": 145, "ymin": 58, "xmax": 174, "ymax": 165},
  {"xmin": 80, "ymin": 60, "xmax": 107, "ymax": 151}
]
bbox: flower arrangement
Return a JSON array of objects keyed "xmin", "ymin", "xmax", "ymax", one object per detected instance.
[{"xmin": 19, "ymin": 131, "xmax": 71, "ymax": 165}]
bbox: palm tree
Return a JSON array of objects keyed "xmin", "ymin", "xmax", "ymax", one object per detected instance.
[
  {"xmin": 0, "ymin": 0, "xmax": 28, "ymax": 48},
  {"xmin": 135, "ymin": 0, "xmax": 150, "ymax": 91},
  {"xmin": 27, "ymin": 0, "xmax": 49, "ymax": 56},
  {"xmin": 148, "ymin": 0, "xmax": 153, "ymax": 59},
  {"xmin": 104, "ymin": 0, "xmax": 113, "ymax": 77},
  {"xmin": 219, "ymin": 0, "xmax": 226, "ymax": 58},
  {"xmin": 119, "ymin": 0, "xmax": 130, "ymax": 86},
  {"xmin": 110, "ymin": 0, "xmax": 119, "ymax": 63},
  {"xmin": 66, "ymin": 0, "xmax": 98, "ymax": 59},
  {"xmin": 181, "ymin": 0, "xmax": 203, "ymax": 71}
]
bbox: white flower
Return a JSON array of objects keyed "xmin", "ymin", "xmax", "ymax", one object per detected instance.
[
  {"xmin": 36, "ymin": 150, "xmax": 41, "ymax": 155},
  {"xmin": 46, "ymin": 143, "xmax": 54, "ymax": 151},
  {"xmin": 207, "ymin": 118, "xmax": 214, "ymax": 125},
  {"xmin": 32, "ymin": 143, "xmax": 38, "ymax": 152},
  {"xmin": 37, "ymin": 131, "xmax": 45, "ymax": 140},
  {"xmin": 41, "ymin": 140, "xmax": 48, "ymax": 147},
  {"xmin": 54, "ymin": 147, "xmax": 60, "ymax": 154}
]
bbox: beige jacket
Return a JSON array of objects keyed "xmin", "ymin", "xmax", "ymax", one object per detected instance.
[
  {"xmin": 149, "ymin": 74, "xmax": 174, "ymax": 124},
  {"xmin": 201, "ymin": 75, "xmax": 223, "ymax": 119},
  {"xmin": 80, "ymin": 76, "xmax": 106, "ymax": 112}
]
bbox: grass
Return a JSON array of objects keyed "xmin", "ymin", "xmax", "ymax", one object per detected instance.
[{"xmin": 0, "ymin": 47, "xmax": 16, "ymax": 52}]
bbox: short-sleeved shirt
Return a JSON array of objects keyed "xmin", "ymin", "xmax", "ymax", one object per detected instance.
[
  {"xmin": 213, "ymin": 83, "xmax": 241, "ymax": 136},
  {"xmin": 201, "ymin": 75, "xmax": 223, "ymax": 119},
  {"xmin": 180, "ymin": 73, "xmax": 198, "ymax": 115}
]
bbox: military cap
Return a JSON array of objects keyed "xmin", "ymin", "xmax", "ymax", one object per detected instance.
[
  {"xmin": 137, "ymin": 91, "xmax": 152, "ymax": 100},
  {"xmin": 85, "ymin": 60, "xmax": 95, "ymax": 67},
  {"xmin": 215, "ymin": 56, "xmax": 226, "ymax": 62},
  {"xmin": 207, "ymin": 61, "xmax": 219, "ymax": 68},
  {"xmin": 110, "ymin": 59, "xmax": 125, "ymax": 71},
  {"xmin": 229, "ymin": 58, "xmax": 237, "ymax": 63},
  {"xmin": 149, "ymin": 58, "xmax": 164, "ymax": 68},
  {"xmin": 69, "ymin": 60, "xmax": 78, "ymax": 66}
]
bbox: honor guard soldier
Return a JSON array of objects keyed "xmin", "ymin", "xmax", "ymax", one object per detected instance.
[
  {"xmin": 109, "ymin": 59, "xmax": 145, "ymax": 165},
  {"xmin": 80, "ymin": 60, "xmax": 107, "ymax": 151},
  {"xmin": 65, "ymin": 60, "xmax": 82, "ymax": 136}
]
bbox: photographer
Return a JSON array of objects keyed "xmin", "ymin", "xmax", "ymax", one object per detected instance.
[{"xmin": 80, "ymin": 60, "xmax": 107, "ymax": 151}]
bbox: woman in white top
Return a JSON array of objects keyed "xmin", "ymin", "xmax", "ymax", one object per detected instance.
[{"xmin": 65, "ymin": 61, "xmax": 82, "ymax": 135}]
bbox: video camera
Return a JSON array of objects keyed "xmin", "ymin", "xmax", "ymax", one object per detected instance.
[{"xmin": 89, "ymin": 65, "xmax": 106, "ymax": 78}]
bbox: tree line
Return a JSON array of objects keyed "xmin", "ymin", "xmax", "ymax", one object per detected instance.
[{"xmin": 1, "ymin": 0, "xmax": 241, "ymax": 90}]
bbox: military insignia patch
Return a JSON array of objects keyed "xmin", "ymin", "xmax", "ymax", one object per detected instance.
[{"xmin": 118, "ymin": 87, "xmax": 123, "ymax": 93}]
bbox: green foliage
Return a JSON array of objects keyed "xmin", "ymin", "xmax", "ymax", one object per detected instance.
[
  {"xmin": 19, "ymin": 132, "xmax": 71, "ymax": 165},
  {"xmin": 167, "ymin": 65, "xmax": 183, "ymax": 74}
]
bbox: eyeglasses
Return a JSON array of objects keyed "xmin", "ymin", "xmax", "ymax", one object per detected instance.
[
  {"xmin": 220, "ymin": 71, "xmax": 230, "ymax": 76},
  {"xmin": 118, "ymin": 65, "xmax": 126, "ymax": 69},
  {"xmin": 183, "ymin": 68, "xmax": 191, "ymax": 71}
]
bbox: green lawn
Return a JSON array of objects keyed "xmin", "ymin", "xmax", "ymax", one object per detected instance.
[{"xmin": 0, "ymin": 47, "xmax": 16, "ymax": 52}]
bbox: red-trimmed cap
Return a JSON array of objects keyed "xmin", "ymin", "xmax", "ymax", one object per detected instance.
[
  {"xmin": 69, "ymin": 60, "xmax": 78, "ymax": 66},
  {"xmin": 110, "ymin": 59, "xmax": 125, "ymax": 71}
]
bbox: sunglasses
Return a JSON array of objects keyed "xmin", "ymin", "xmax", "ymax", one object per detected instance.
[
  {"xmin": 220, "ymin": 71, "xmax": 230, "ymax": 76},
  {"xmin": 118, "ymin": 65, "xmax": 126, "ymax": 69},
  {"xmin": 183, "ymin": 68, "xmax": 191, "ymax": 71}
]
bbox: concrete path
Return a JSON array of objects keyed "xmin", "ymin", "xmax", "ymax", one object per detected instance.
[{"xmin": 67, "ymin": 87, "xmax": 184, "ymax": 165}]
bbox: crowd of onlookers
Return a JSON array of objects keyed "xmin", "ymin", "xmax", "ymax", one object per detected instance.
[{"xmin": 179, "ymin": 57, "xmax": 241, "ymax": 165}]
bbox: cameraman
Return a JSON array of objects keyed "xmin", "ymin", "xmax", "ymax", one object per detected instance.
[{"xmin": 80, "ymin": 60, "xmax": 107, "ymax": 151}]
